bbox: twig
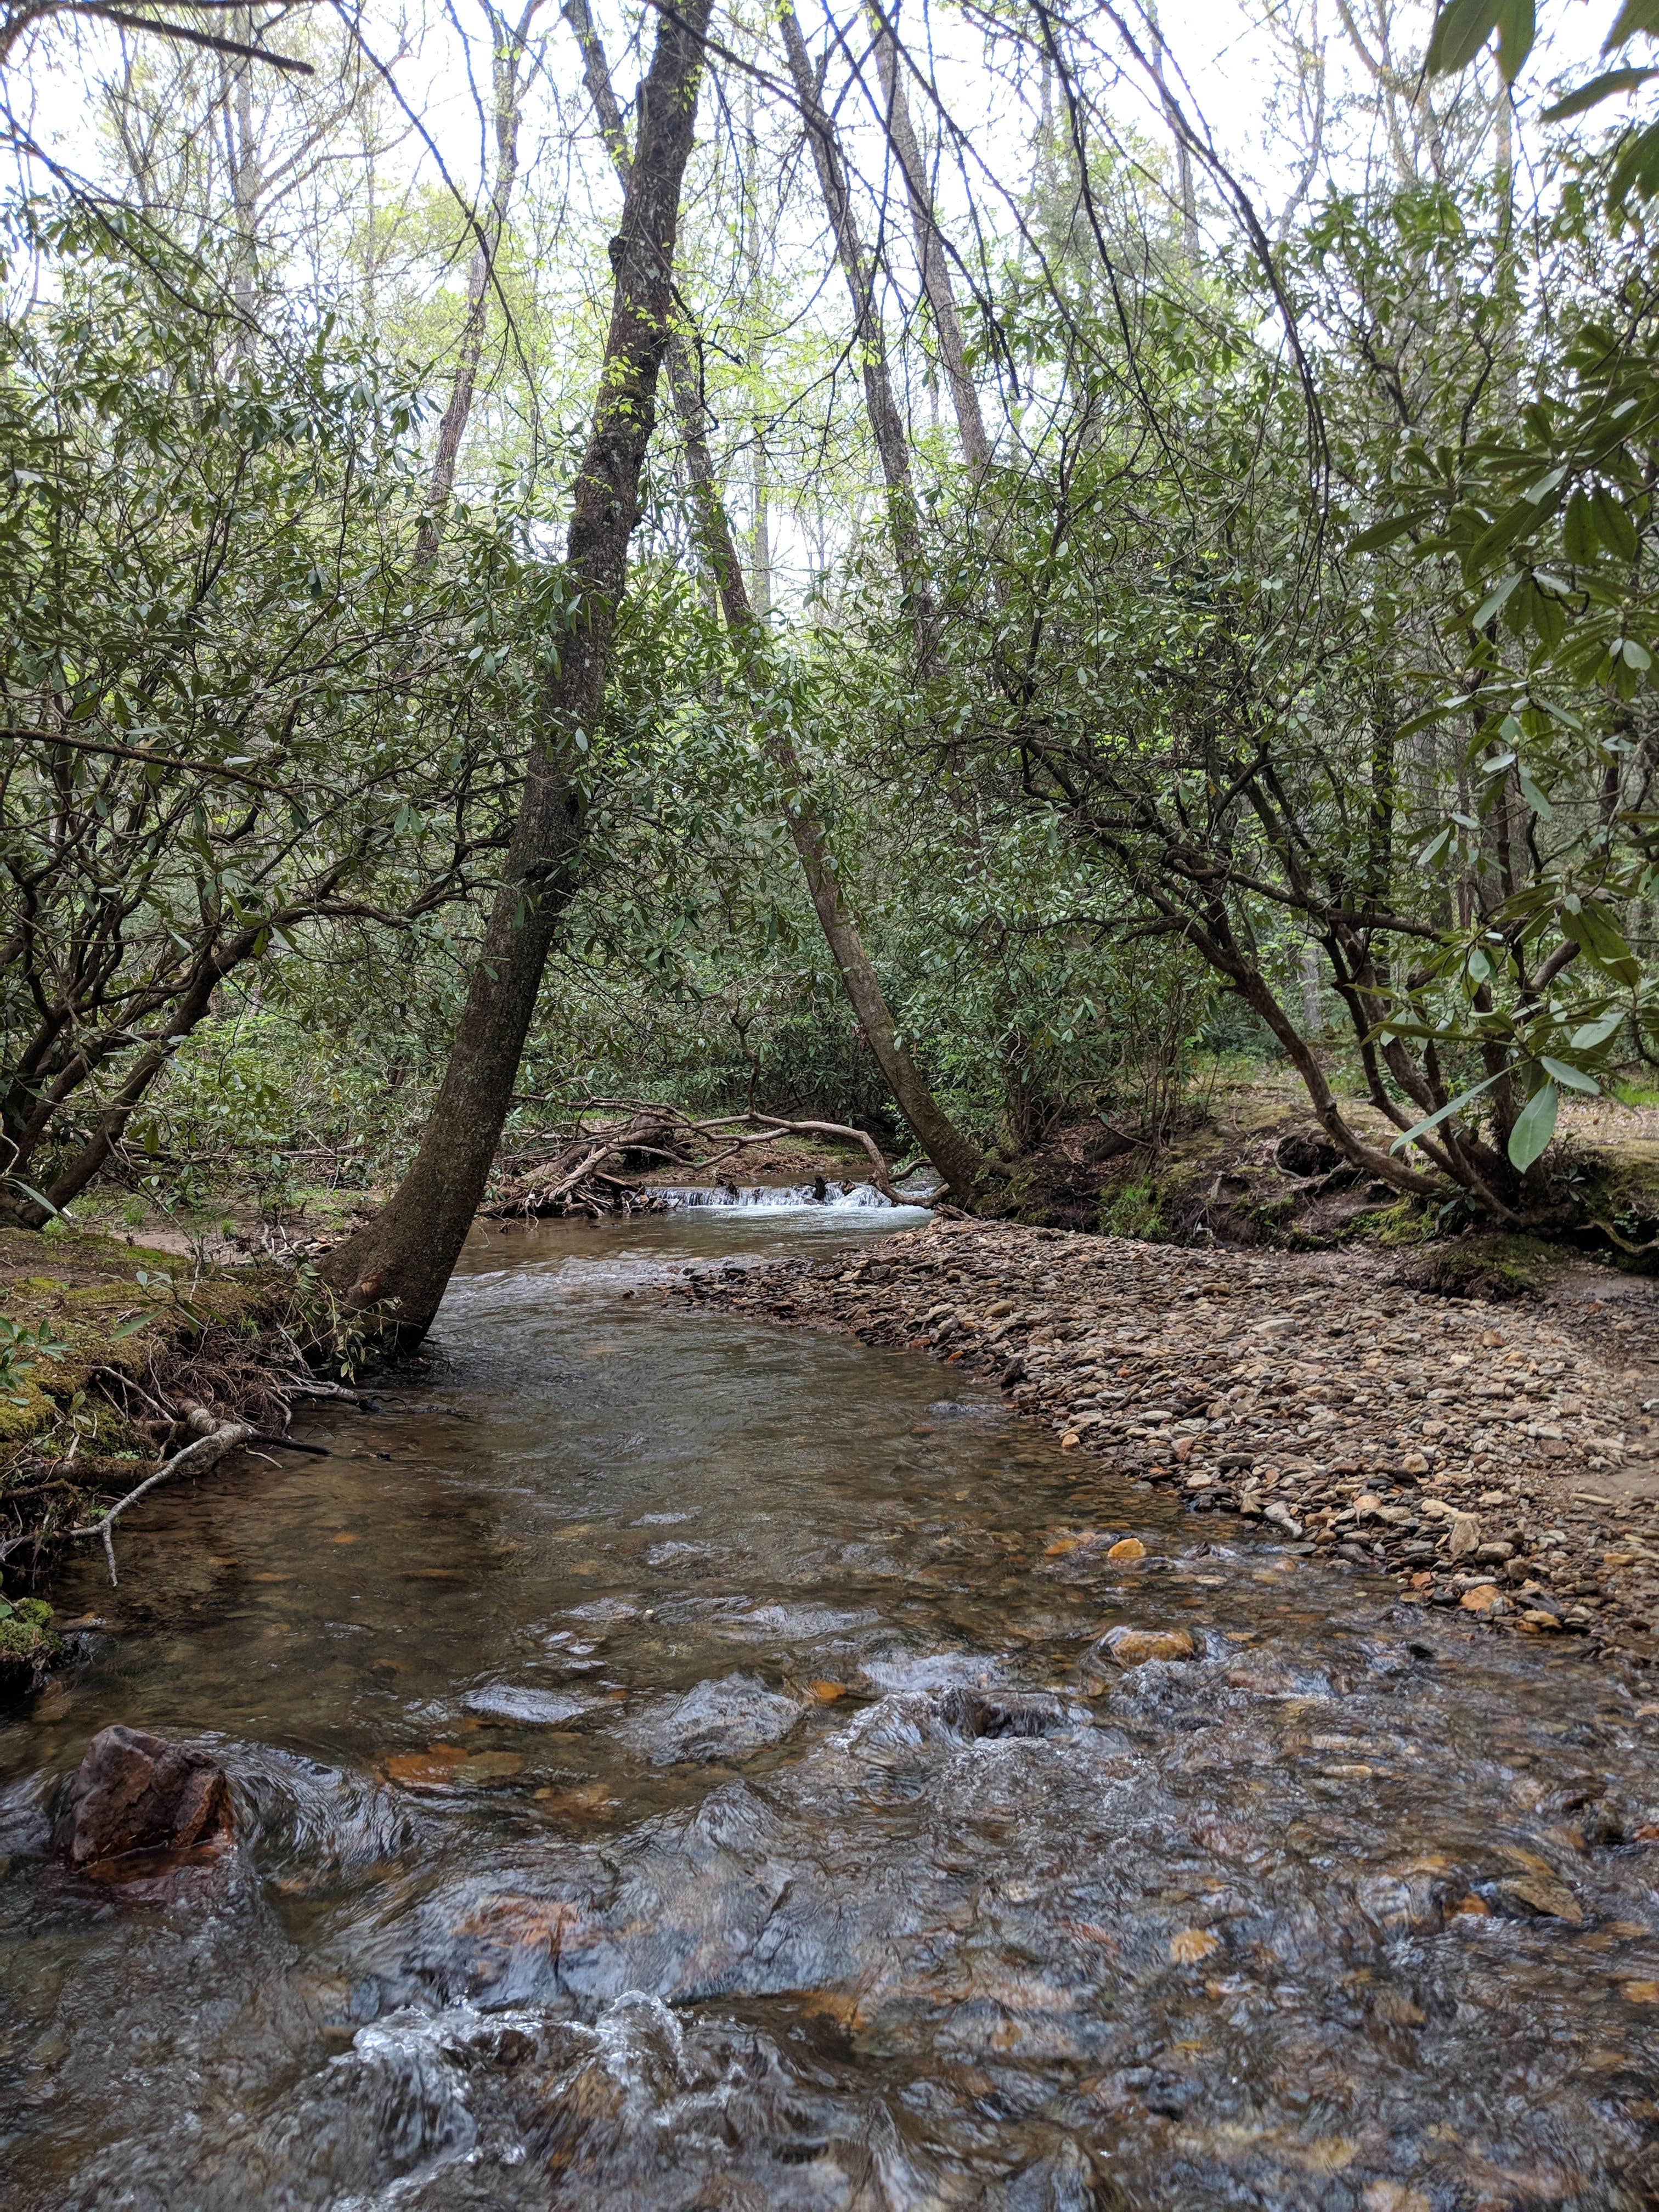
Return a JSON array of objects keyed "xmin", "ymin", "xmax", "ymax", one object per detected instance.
[
  {"xmin": 279, "ymin": 1376, "xmax": 376, "ymax": 1406},
  {"xmin": 91, "ymin": 1364, "xmax": 176, "ymax": 1421},
  {"xmin": 67, "ymin": 1420, "xmax": 253, "ymax": 1587}
]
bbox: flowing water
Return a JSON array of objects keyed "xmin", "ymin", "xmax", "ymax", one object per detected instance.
[{"xmin": 3, "ymin": 1199, "xmax": 1659, "ymax": 2210}]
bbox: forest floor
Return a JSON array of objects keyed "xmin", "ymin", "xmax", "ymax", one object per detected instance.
[
  {"xmin": 676, "ymin": 1216, "xmax": 1659, "ymax": 1673},
  {"xmin": 998, "ymin": 1066, "xmax": 1659, "ymax": 1294}
]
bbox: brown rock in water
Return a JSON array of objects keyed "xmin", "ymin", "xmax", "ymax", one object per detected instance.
[
  {"xmin": 55, "ymin": 1724, "xmax": 235, "ymax": 1874},
  {"xmin": 1099, "ymin": 1626, "xmax": 1197, "ymax": 1667}
]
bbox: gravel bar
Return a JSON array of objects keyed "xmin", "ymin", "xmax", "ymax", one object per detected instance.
[{"xmin": 673, "ymin": 1218, "xmax": 1659, "ymax": 1662}]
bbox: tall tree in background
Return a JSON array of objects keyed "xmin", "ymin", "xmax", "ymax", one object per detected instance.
[
  {"xmin": 868, "ymin": 4, "xmax": 989, "ymax": 470},
  {"xmin": 319, "ymin": 0, "xmax": 713, "ymax": 1340},
  {"xmin": 563, "ymin": 0, "xmax": 985, "ymax": 1199}
]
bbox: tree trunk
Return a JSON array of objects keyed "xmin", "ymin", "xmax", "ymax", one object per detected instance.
[
  {"xmin": 867, "ymin": 9, "xmax": 990, "ymax": 471},
  {"xmin": 681, "ymin": 419, "xmax": 985, "ymax": 1200},
  {"xmin": 777, "ymin": 2, "xmax": 930, "ymax": 634},
  {"xmin": 563, "ymin": 0, "xmax": 984, "ymax": 1202},
  {"xmin": 318, "ymin": 0, "xmax": 713, "ymax": 1344},
  {"xmin": 417, "ymin": 0, "xmax": 544, "ymax": 562}
]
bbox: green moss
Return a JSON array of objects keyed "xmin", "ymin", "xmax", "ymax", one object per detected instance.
[
  {"xmin": 1369, "ymin": 1197, "xmax": 1439, "ymax": 1249},
  {"xmin": 1098, "ymin": 1180, "xmax": 1170, "ymax": 1240},
  {"xmin": 0, "ymin": 1226, "xmax": 295, "ymax": 1457},
  {"xmin": 0, "ymin": 1595, "xmax": 62, "ymax": 1683}
]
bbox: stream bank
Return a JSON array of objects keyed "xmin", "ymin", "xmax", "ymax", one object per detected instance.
[
  {"xmin": 0, "ymin": 1225, "xmax": 351, "ymax": 1683},
  {"xmin": 6, "ymin": 1201, "xmax": 1659, "ymax": 2205},
  {"xmin": 678, "ymin": 1217, "xmax": 1659, "ymax": 1663}
]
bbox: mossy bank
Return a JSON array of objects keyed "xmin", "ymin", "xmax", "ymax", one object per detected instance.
[{"xmin": 0, "ymin": 1224, "xmax": 319, "ymax": 1691}]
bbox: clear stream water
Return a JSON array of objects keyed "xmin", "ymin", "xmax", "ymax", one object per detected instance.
[{"xmin": 3, "ymin": 1200, "xmax": 1659, "ymax": 2210}]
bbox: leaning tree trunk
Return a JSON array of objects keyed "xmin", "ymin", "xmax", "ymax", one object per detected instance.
[
  {"xmin": 682, "ymin": 417, "xmax": 985, "ymax": 1200},
  {"xmin": 319, "ymin": 0, "xmax": 712, "ymax": 1344},
  {"xmin": 561, "ymin": 0, "xmax": 984, "ymax": 1201}
]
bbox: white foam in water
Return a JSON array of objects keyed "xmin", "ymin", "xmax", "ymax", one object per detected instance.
[{"xmin": 657, "ymin": 1181, "xmax": 901, "ymax": 1212}]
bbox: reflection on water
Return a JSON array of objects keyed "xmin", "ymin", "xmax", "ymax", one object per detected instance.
[{"xmin": 3, "ymin": 1210, "xmax": 1659, "ymax": 2208}]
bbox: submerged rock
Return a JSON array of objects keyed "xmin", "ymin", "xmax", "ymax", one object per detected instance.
[
  {"xmin": 54, "ymin": 1723, "xmax": 235, "ymax": 1876},
  {"xmin": 462, "ymin": 1684, "xmax": 603, "ymax": 1727},
  {"xmin": 616, "ymin": 1672, "xmax": 802, "ymax": 1765},
  {"xmin": 1097, "ymin": 1626, "xmax": 1198, "ymax": 1669}
]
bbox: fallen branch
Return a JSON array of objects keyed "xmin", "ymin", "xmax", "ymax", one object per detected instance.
[
  {"xmin": 741, "ymin": 1115, "xmax": 898, "ymax": 1203},
  {"xmin": 279, "ymin": 1376, "xmax": 377, "ymax": 1406},
  {"xmin": 68, "ymin": 1419, "xmax": 253, "ymax": 1587},
  {"xmin": 487, "ymin": 1101, "xmax": 901, "ymax": 1213}
]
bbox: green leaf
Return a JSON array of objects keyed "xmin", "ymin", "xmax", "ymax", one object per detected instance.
[
  {"xmin": 1426, "ymin": 0, "xmax": 1503, "ymax": 74},
  {"xmin": 1592, "ymin": 485, "xmax": 1640, "ymax": 561},
  {"xmin": 1542, "ymin": 64, "xmax": 1658, "ymax": 119},
  {"xmin": 1417, "ymin": 825, "xmax": 1454, "ymax": 867},
  {"xmin": 1390, "ymin": 1070, "xmax": 1504, "ymax": 1154},
  {"xmin": 1540, "ymin": 1054, "xmax": 1602, "ymax": 1093},
  {"xmin": 1347, "ymin": 509, "xmax": 1430, "ymax": 554},
  {"xmin": 1496, "ymin": 0, "xmax": 1537, "ymax": 81},
  {"xmin": 1508, "ymin": 1081, "xmax": 1559, "ymax": 1170},
  {"xmin": 1516, "ymin": 761, "xmax": 1554, "ymax": 817},
  {"xmin": 1570, "ymin": 1009, "xmax": 1626, "ymax": 1049},
  {"xmin": 1466, "ymin": 489, "xmax": 1555, "ymax": 577},
  {"xmin": 1562, "ymin": 896, "xmax": 1640, "ymax": 980},
  {"xmin": 1564, "ymin": 489, "xmax": 1597, "ymax": 561},
  {"xmin": 1609, "ymin": 115, "xmax": 1659, "ymax": 204},
  {"xmin": 1474, "ymin": 572, "xmax": 1522, "ymax": 627},
  {"xmin": 1605, "ymin": 0, "xmax": 1659, "ymax": 52}
]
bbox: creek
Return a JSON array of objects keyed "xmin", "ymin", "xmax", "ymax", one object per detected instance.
[{"xmin": 3, "ymin": 1198, "xmax": 1658, "ymax": 2209}]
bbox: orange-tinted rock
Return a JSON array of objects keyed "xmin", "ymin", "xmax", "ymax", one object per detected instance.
[
  {"xmin": 1099, "ymin": 1625, "xmax": 1196, "ymax": 1667},
  {"xmin": 55, "ymin": 1724, "xmax": 234, "ymax": 1875}
]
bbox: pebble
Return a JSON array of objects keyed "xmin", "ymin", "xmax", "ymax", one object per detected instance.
[{"xmin": 675, "ymin": 1221, "xmax": 1659, "ymax": 1662}]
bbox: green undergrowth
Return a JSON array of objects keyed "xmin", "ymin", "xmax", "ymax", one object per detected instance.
[{"xmin": 1097, "ymin": 1180, "xmax": 1172, "ymax": 1240}]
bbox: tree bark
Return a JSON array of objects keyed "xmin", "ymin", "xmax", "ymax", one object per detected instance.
[
  {"xmin": 318, "ymin": 0, "xmax": 713, "ymax": 1343},
  {"xmin": 563, "ymin": 0, "xmax": 984, "ymax": 1202},
  {"xmin": 866, "ymin": 8, "xmax": 989, "ymax": 470},
  {"xmin": 682, "ymin": 430, "xmax": 984, "ymax": 1200}
]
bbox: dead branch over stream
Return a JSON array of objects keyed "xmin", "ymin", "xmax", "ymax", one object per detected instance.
[{"xmin": 484, "ymin": 1101, "xmax": 900, "ymax": 1217}]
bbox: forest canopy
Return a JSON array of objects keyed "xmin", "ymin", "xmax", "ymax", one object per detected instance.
[{"xmin": 3, "ymin": 0, "xmax": 1658, "ymax": 1313}]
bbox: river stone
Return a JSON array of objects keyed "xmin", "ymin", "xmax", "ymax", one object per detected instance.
[
  {"xmin": 54, "ymin": 1723, "xmax": 234, "ymax": 1872},
  {"xmin": 617, "ymin": 1672, "xmax": 802, "ymax": 1765},
  {"xmin": 1098, "ymin": 1626, "xmax": 1197, "ymax": 1668},
  {"xmin": 462, "ymin": 1685, "xmax": 603, "ymax": 1726}
]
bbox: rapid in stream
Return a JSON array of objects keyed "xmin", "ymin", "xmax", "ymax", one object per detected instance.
[{"xmin": 3, "ymin": 1200, "xmax": 1659, "ymax": 2209}]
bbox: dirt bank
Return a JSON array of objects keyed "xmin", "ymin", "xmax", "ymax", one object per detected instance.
[
  {"xmin": 0, "ymin": 1227, "xmax": 341, "ymax": 1686},
  {"xmin": 675, "ymin": 1218, "xmax": 1659, "ymax": 1662}
]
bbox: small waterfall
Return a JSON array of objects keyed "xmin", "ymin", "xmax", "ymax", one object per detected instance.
[{"xmin": 656, "ymin": 1181, "xmax": 897, "ymax": 1212}]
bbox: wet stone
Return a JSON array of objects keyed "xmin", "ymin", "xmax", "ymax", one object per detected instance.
[
  {"xmin": 614, "ymin": 1672, "xmax": 803, "ymax": 1765},
  {"xmin": 1096, "ymin": 1626, "xmax": 1199, "ymax": 1668},
  {"xmin": 53, "ymin": 1723, "xmax": 235, "ymax": 1877}
]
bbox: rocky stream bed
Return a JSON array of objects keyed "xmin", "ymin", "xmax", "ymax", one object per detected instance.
[{"xmin": 675, "ymin": 1220, "xmax": 1659, "ymax": 1666}]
